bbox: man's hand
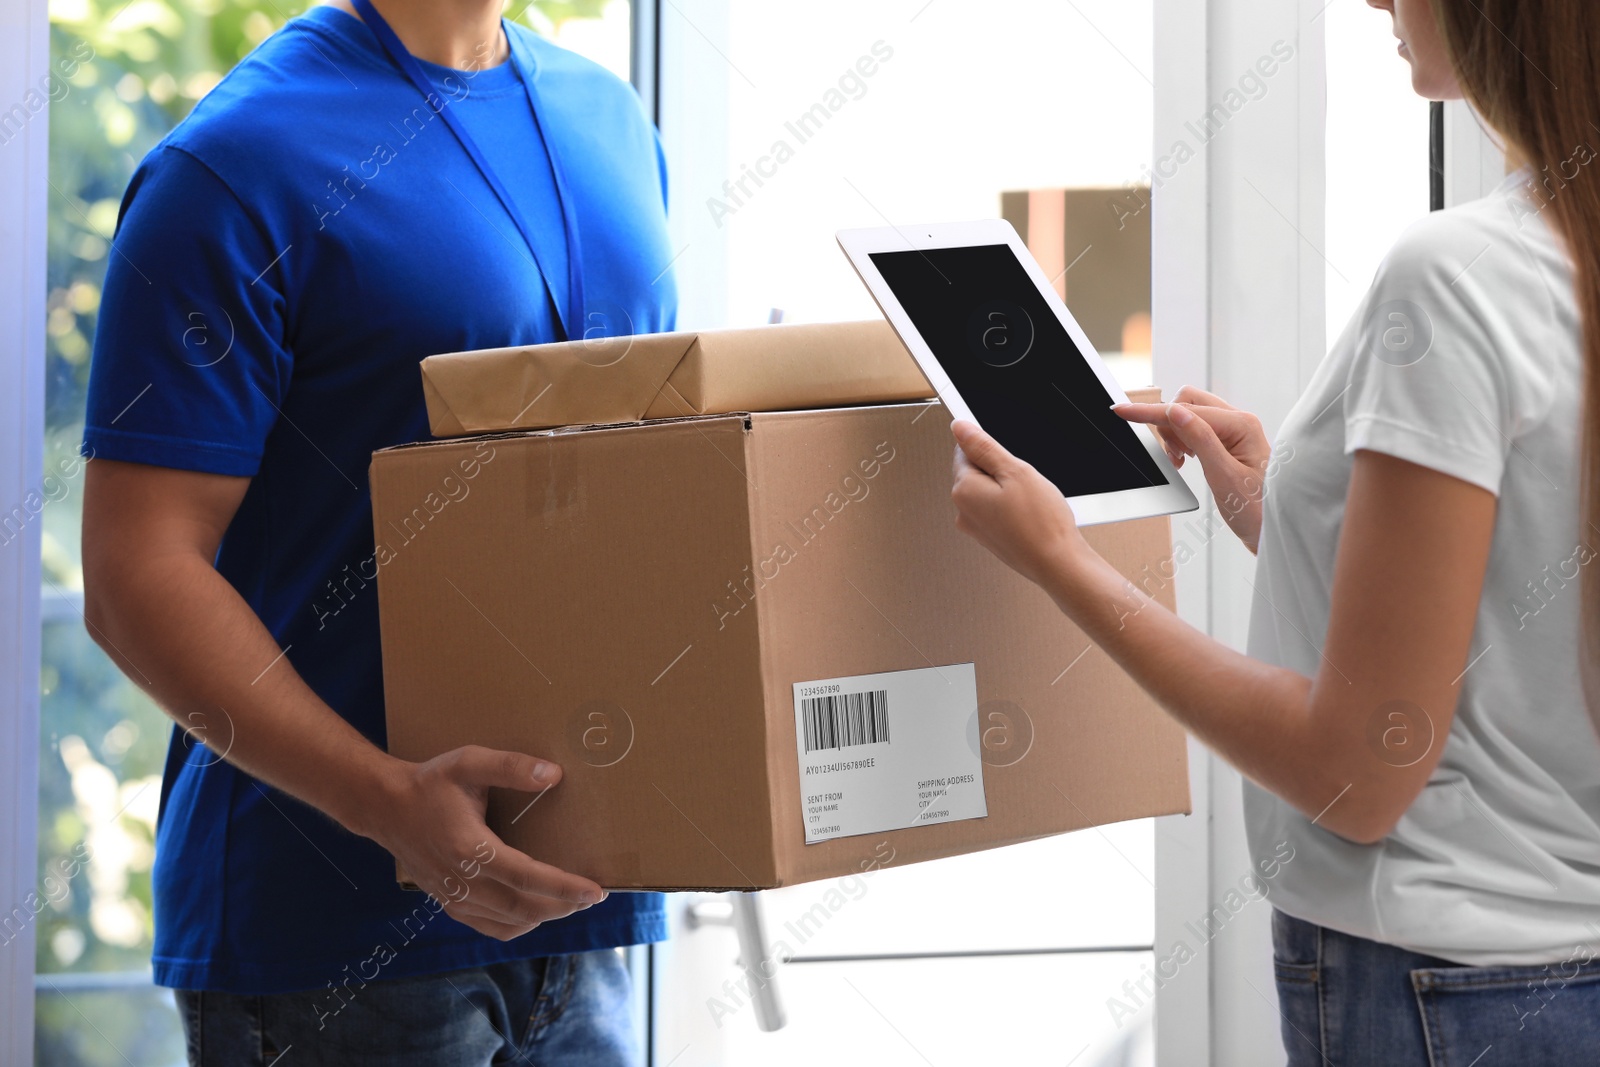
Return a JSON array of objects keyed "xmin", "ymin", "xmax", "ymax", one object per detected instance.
[
  {"xmin": 1112, "ymin": 385, "xmax": 1274, "ymax": 553},
  {"xmin": 950, "ymin": 420, "xmax": 1090, "ymax": 589},
  {"xmin": 360, "ymin": 746, "xmax": 605, "ymax": 941}
]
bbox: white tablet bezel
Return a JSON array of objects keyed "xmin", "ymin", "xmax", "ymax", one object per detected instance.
[{"xmin": 838, "ymin": 219, "xmax": 1198, "ymax": 527}]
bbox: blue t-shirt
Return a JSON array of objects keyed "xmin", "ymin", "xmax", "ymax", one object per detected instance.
[{"xmin": 83, "ymin": 7, "xmax": 676, "ymax": 995}]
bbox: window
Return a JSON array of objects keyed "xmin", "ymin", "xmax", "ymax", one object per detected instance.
[{"xmin": 33, "ymin": 4, "xmax": 634, "ymax": 1062}]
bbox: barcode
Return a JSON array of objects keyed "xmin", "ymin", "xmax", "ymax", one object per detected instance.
[{"xmin": 802, "ymin": 690, "xmax": 891, "ymax": 753}]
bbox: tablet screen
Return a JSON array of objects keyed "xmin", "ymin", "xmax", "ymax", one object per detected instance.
[{"xmin": 869, "ymin": 243, "xmax": 1168, "ymax": 498}]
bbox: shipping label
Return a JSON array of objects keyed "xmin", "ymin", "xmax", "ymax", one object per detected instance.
[{"xmin": 793, "ymin": 663, "xmax": 986, "ymax": 843}]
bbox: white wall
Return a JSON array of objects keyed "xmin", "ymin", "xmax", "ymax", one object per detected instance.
[
  {"xmin": 1443, "ymin": 100, "xmax": 1507, "ymax": 207},
  {"xmin": 1323, "ymin": 0, "xmax": 1432, "ymax": 347}
]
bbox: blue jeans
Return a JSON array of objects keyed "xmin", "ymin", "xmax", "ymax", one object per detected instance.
[
  {"xmin": 1272, "ymin": 909, "xmax": 1600, "ymax": 1065},
  {"xmin": 175, "ymin": 950, "xmax": 639, "ymax": 1066}
]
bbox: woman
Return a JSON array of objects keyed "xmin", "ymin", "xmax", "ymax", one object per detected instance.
[{"xmin": 951, "ymin": 0, "xmax": 1600, "ymax": 1061}]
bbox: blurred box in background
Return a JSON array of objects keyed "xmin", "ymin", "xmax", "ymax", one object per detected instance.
[{"xmin": 1001, "ymin": 186, "xmax": 1152, "ymax": 360}]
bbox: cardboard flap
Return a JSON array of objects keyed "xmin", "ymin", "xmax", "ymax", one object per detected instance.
[{"xmin": 420, "ymin": 331, "xmax": 699, "ymax": 436}]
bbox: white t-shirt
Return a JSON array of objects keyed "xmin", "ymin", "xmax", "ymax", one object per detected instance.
[{"xmin": 1244, "ymin": 169, "xmax": 1600, "ymax": 966}]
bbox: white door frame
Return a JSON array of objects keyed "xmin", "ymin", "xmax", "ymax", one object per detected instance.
[
  {"xmin": 0, "ymin": 0, "xmax": 48, "ymax": 1059},
  {"xmin": 1152, "ymin": 0, "xmax": 1332, "ymax": 1063},
  {"xmin": 1149, "ymin": 0, "xmax": 1215, "ymax": 1053}
]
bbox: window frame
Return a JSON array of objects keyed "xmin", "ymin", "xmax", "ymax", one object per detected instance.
[{"xmin": 0, "ymin": 0, "xmax": 48, "ymax": 1058}]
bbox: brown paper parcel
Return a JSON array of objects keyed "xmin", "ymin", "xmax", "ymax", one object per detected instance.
[{"xmin": 420, "ymin": 319, "xmax": 934, "ymax": 437}]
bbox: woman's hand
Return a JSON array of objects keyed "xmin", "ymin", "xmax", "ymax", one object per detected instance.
[
  {"xmin": 1113, "ymin": 385, "xmax": 1273, "ymax": 553},
  {"xmin": 950, "ymin": 421, "xmax": 1091, "ymax": 590}
]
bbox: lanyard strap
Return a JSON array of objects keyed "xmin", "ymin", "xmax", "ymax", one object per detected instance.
[{"xmin": 350, "ymin": 0, "xmax": 585, "ymax": 341}]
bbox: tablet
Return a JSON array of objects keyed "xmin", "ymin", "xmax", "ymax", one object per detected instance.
[{"xmin": 838, "ymin": 219, "xmax": 1198, "ymax": 527}]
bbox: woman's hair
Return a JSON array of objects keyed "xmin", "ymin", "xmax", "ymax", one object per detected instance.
[{"xmin": 1433, "ymin": 0, "xmax": 1600, "ymax": 677}]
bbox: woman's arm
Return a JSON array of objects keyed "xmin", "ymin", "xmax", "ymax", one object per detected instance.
[{"xmin": 950, "ymin": 422, "xmax": 1497, "ymax": 844}]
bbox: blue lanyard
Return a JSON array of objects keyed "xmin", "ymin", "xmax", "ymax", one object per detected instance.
[{"xmin": 350, "ymin": 0, "xmax": 584, "ymax": 341}]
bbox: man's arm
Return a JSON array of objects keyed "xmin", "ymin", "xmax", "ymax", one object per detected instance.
[{"xmin": 82, "ymin": 458, "xmax": 604, "ymax": 939}]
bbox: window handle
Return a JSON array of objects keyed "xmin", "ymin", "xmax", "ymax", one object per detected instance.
[{"xmin": 685, "ymin": 892, "xmax": 787, "ymax": 1031}]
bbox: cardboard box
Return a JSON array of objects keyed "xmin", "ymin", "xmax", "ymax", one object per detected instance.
[
  {"xmin": 372, "ymin": 389, "xmax": 1189, "ymax": 891},
  {"xmin": 420, "ymin": 319, "xmax": 934, "ymax": 437}
]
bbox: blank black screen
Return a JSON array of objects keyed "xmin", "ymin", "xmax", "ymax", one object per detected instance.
[{"xmin": 870, "ymin": 244, "xmax": 1166, "ymax": 497}]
